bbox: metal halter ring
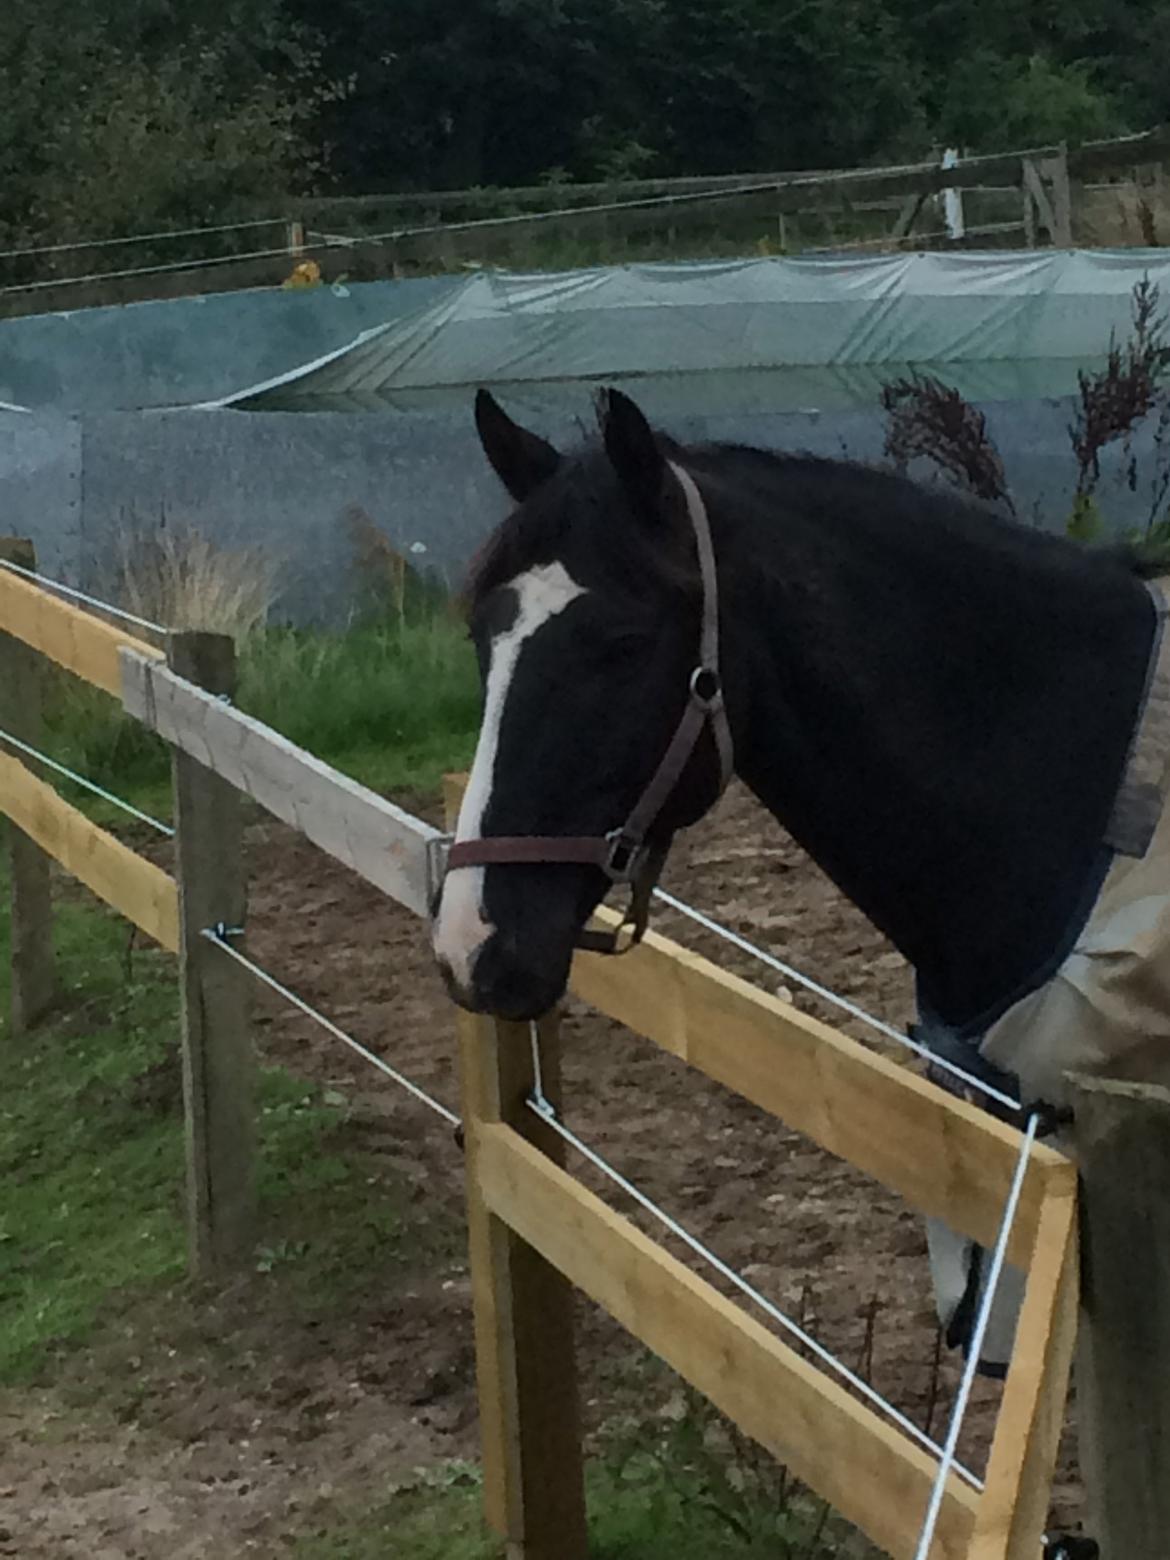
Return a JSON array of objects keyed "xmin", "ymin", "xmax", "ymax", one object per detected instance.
[
  {"xmin": 426, "ymin": 833, "xmax": 453, "ymax": 905},
  {"xmin": 690, "ymin": 665, "xmax": 722, "ymax": 709}
]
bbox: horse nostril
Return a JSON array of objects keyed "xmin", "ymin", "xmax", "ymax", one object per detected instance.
[
  {"xmin": 469, "ymin": 935, "xmax": 565, "ymax": 1023},
  {"xmin": 435, "ymin": 954, "xmax": 476, "ymax": 1011}
]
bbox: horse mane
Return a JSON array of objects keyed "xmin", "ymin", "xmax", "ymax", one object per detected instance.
[{"xmin": 463, "ymin": 434, "xmax": 1152, "ymax": 618}]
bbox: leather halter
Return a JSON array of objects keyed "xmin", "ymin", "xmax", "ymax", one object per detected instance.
[{"xmin": 430, "ymin": 460, "xmax": 734, "ymax": 955}]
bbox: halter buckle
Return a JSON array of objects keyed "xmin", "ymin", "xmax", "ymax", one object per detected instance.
[{"xmin": 603, "ymin": 828, "xmax": 646, "ymax": 884}]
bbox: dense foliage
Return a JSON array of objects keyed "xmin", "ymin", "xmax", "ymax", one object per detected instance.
[{"xmin": 1, "ymin": 0, "xmax": 1168, "ymax": 241}]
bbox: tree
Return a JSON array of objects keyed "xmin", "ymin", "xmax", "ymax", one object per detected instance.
[
  {"xmin": 293, "ymin": 0, "xmax": 925, "ymax": 191},
  {"xmin": 935, "ymin": 52, "xmax": 1123, "ymax": 151},
  {"xmin": 0, "ymin": 2, "xmax": 330, "ymax": 246},
  {"xmin": 2, "ymin": 0, "xmax": 1166, "ymax": 233}
]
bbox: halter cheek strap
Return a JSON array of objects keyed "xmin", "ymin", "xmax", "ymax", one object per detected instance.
[{"xmin": 432, "ymin": 459, "xmax": 734, "ymax": 955}]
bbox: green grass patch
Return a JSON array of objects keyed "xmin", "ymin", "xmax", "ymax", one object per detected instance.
[
  {"xmin": 0, "ymin": 891, "xmax": 185, "ymax": 1382},
  {"xmin": 295, "ymin": 1388, "xmax": 861, "ymax": 1560},
  {"xmin": 238, "ymin": 612, "xmax": 479, "ymax": 796},
  {"xmin": 0, "ymin": 866, "xmax": 457, "ymax": 1385}
]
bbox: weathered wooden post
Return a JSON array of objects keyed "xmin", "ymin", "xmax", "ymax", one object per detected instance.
[
  {"xmin": 1019, "ymin": 146, "xmax": 1072, "ymax": 249},
  {"xmin": 444, "ymin": 777, "xmax": 588, "ymax": 1560},
  {"xmin": 0, "ymin": 538, "xmax": 55, "ymax": 1034},
  {"xmin": 286, "ymin": 219, "xmax": 306, "ymax": 257},
  {"xmin": 1046, "ymin": 145, "xmax": 1074, "ymax": 248},
  {"xmin": 1072, "ymin": 1074, "xmax": 1170, "ymax": 1559},
  {"xmin": 170, "ymin": 631, "xmax": 255, "ymax": 1274}
]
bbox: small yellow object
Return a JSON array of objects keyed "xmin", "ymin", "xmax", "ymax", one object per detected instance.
[{"xmin": 282, "ymin": 260, "xmax": 322, "ymax": 290}]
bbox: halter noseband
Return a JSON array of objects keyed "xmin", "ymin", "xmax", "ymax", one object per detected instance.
[{"xmin": 429, "ymin": 460, "xmax": 734, "ymax": 955}]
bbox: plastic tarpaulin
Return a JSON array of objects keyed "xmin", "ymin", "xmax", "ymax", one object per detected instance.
[
  {"xmin": 217, "ymin": 249, "xmax": 1170, "ymax": 411},
  {"xmin": 0, "ymin": 276, "xmax": 455, "ymax": 413}
]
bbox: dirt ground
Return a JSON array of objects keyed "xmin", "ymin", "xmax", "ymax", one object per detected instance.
[{"xmin": 0, "ymin": 783, "xmax": 1085, "ymax": 1556}]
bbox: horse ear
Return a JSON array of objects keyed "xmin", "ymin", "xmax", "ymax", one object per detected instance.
[
  {"xmin": 474, "ymin": 389, "xmax": 561, "ymax": 502},
  {"xmin": 599, "ymin": 387, "xmax": 668, "ymax": 524}
]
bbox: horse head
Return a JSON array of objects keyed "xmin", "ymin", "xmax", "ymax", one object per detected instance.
[{"xmin": 431, "ymin": 388, "xmax": 730, "ymax": 1019}]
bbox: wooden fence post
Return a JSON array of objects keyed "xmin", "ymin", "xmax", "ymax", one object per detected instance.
[
  {"xmin": 1072, "ymin": 1075, "xmax": 1170, "ymax": 1559},
  {"xmin": 0, "ymin": 538, "xmax": 55, "ymax": 1034},
  {"xmin": 1046, "ymin": 145, "xmax": 1074, "ymax": 248},
  {"xmin": 170, "ymin": 631, "xmax": 255, "ymax": 1274},
  {"xmin": 444, "ymin": 780, "xmax": 588, "ymax": 1560}
]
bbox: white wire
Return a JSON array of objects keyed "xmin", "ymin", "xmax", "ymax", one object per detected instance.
[
  {"xmin": 524, "ymin": 1029, "xmax": 982, "ymax": 1489},
  {"xmin": 0, "ymin": 241, "xmax": 309, "ymax": 296},
  {"xmin": 652, "ymin": 887, "xmax": 1023, "ymax": 1113},
  {"xmin": 201, "ymin": 929, "xmax": 461, "ymax": 1128},
  {"xmin": 0, "ymin": 559, "xmax": 167, "ymax": 636},
  {"xmin": 912, "ymin": 1111, "xmax": 1040, "ymax": 1560},
  {"xmin": 529, "ymin": 1020, "xmax": 547, "ymax": 1099},
  {"xmin": 0, "ymin": 726, "xmax": 173, "ymax": 836},
  {"xmin": 0, "ymin": 217, "xmax": 287, "ymax": 261}
]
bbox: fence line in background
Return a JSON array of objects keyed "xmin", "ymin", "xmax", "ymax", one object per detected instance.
[
  {"xmin": 0, "ymin": 240, "xmax": 307, "ymax": 298},
  {"xmin": 302, "ymin": 125, "xmax": 1170, "ymax": 224},
  {"xmin": 0, "ymin": 217, "xmax": 290, "ymax": 262},
  {"xmin": 7, "ymin": 125, "xmax": 1167, "ymax": 305}
]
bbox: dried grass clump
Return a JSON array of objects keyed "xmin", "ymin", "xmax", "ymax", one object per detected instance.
[
  {"xmin": 111, "ymin": 518, "xmax": 281, "ymax": 641},
  {"xmin": 1071, "ymin": 276, "xmax": 1170, "ymax": 503}
]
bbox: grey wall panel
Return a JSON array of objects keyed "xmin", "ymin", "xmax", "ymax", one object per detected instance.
[{"xmin": 0, "ymin": 413, "xmax": 82, "ymax": 575}]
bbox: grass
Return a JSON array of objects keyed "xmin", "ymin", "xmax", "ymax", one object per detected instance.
[
  {"xmin": 294, "ymin": 1382, "xmax": 868, "ymax": 1560},
  {"xmin": 0, "ymin": 863, "xmax": 453, "ymax": 1386},
  {"xmin": 0, "ymin": 893, "xmax": 183, "ymax": 1382},
  {"xmin": 237, "ymin": 610, "xmax": 480, "ymax": 797},
  {"xmin": 109, "ymin": 516, "xmax": 282, "ymax": 640},
  {"xmin": 38, "ymin": 593, "xmax": 480, "ymax": 826},
  {"xmin": 0, "ymin": 862, "xmax": 871, "ymax": 1557}
]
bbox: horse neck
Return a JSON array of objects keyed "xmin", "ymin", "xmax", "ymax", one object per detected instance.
[{"xmin": 709, "ymin": 464, "xmax": 1155, "ymax": 1032}]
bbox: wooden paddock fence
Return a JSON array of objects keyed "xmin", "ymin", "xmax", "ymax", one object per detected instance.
[
  {"xmin": 0, "ymin": 540, "xmax": 1090, "ymax": 1558},
  {"xmin": 7, "ymin": 126, "xmax": 1168, "ymax": 318}
]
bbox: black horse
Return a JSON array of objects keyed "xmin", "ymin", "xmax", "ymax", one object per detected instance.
[{"xmin": 433, "ymin": 386, "xmax": 1163, "ymax": 1097}]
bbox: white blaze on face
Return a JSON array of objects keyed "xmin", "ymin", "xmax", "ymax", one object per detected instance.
[{"xmin": 433, "ymin": 561, "xmax": 586, "ymax": 994}]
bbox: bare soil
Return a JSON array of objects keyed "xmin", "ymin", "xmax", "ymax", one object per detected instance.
[{"xmin": 0, "ymin": 784, "xmax": 1085, "ymax": 1556}]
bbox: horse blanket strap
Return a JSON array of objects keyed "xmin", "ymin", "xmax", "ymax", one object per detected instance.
[
  {"xmin": 1104, "ymin": 576, "xmax": 1170, "ymax": 858},
  {"xmin": 440, "ymin": 460, "xmax": 733, "ymax": 955}
]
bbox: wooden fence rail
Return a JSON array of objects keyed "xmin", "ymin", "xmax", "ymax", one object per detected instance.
[
  {"xmin": 298, "ymin": 125, "xmax": 1169, "ymax": 269},
  {"xmin": 120, "ymin": 649, "xmax": 437, "ymax": 917},
  {"xmin": 442, "ymin": 781, "xmax": 1079, "ymax": 1560},
  {"xmin": 0, "ymin": 554, "xmax": 1084, "ymax": 1558},
  {"xmin": 0, "ymin": 745, "xmax": 179, "ymax": 952},
  {"xmin": 301, "ymin": 124, "xmax": 1170, "ymax": 227},
  {"xmin": 571, "ymin": 905, "xmax": 1054, "ymax": 1264},
  {"xmin": 9, "ymin": 126, "xmax": 1167, "ymax": 316},
  {"xmin": 0, "ymin": 564, "xmax": 163, "ymax": 694}
]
